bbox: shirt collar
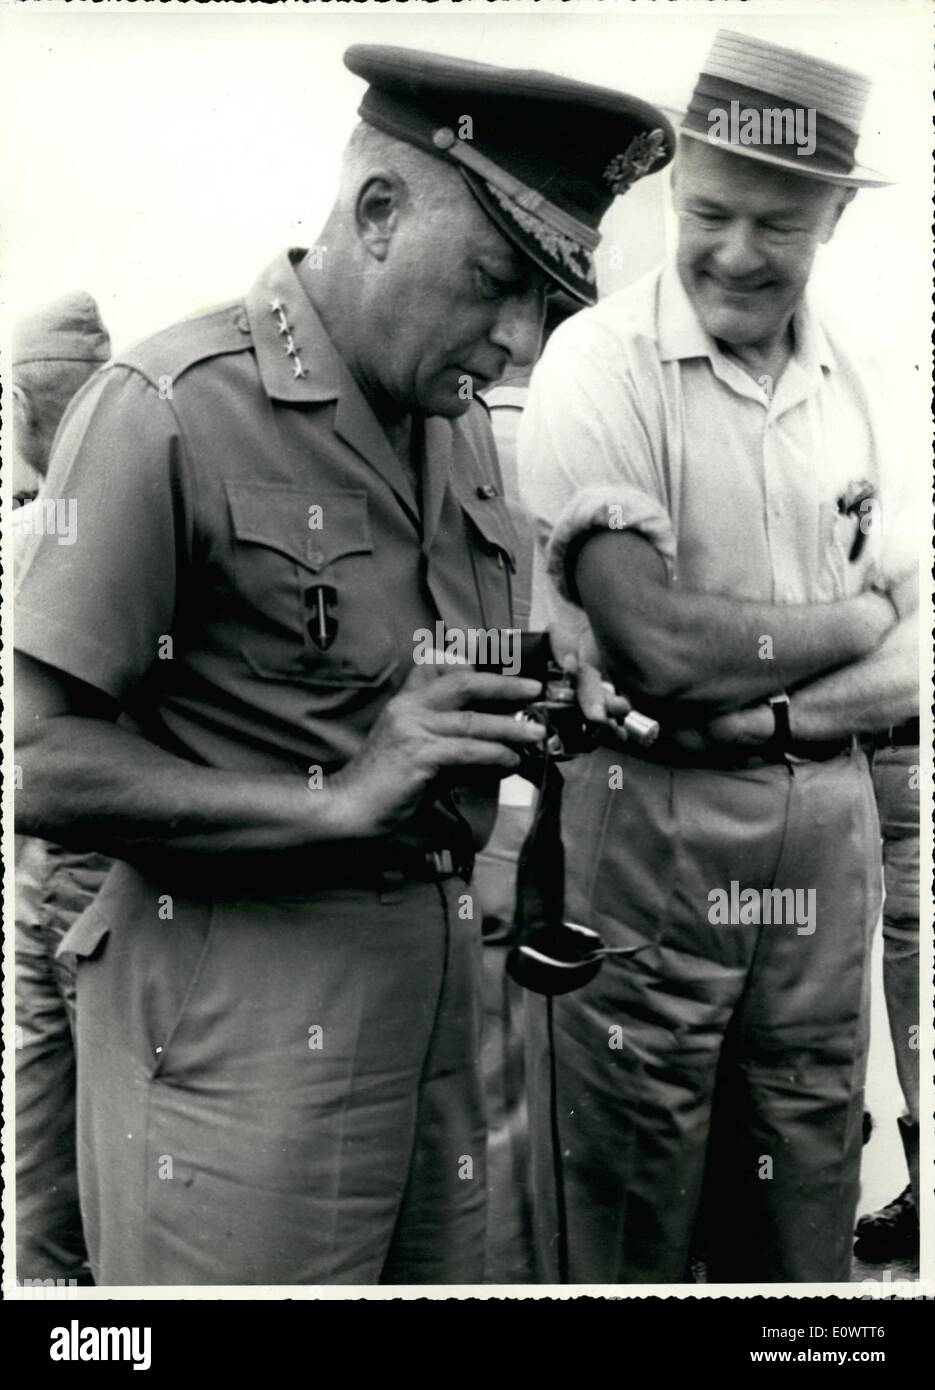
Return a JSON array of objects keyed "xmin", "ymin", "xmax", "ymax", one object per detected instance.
[
  {"xmin": 656, "ymin": 259, "xmax": 837, "ymax": 380},
  {"xmin": 245, "ymin": 248, "xmax": 351, "ymax": 405},
  {"xmin": 245, "ymin": 248, "xmax": 430, "ymax": 522},
  {"xmin": 792, "ymin": 294, "xmax": 837, "ymax": 376},
  {"xmin": 657, "ymin": 261, "xmax": 712, "ymax": 364}
]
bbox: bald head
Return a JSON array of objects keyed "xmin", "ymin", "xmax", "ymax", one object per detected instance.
[{"xmin": 335, "ymin": 121, "xmax": 466, "ymax": 222}]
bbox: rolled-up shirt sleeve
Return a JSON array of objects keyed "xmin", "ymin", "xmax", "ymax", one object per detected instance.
[
  {"xmin": 14, "ymin": 366, "xmax": 190, "ymax": 703},
  {"xmin": 517, "ymin": 310, "xmax": 676, "ymax": 609}
]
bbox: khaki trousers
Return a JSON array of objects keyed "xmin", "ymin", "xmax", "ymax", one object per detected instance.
[
  {"xmin": 527, "ymin": 747, "xmax": 881, "ymax": 1284},
  {"xmin": 66, "ymin": 861, "xmax": 486, "ymax": 1286}
]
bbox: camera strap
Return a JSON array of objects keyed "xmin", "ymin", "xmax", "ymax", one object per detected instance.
[
  {"xmin": 514, "ymin": 749, "xmax": 566, "ymax": 937},
  {"xmin": 509, "ymin": 750, "xmax": 605, "ymax": 998}
]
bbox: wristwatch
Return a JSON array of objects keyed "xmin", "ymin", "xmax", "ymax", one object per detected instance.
[{"xmin": 767, "ymin": 692, "xmax": 792, "ymax": 753}]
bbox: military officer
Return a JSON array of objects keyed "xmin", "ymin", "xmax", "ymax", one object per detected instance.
[{"xmin": 14, "ymin": 45, "xmax": 673, "ymax": 1285}]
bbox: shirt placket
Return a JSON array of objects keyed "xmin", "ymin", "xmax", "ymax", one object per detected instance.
[
  {"xmin": 766, "ymin": 365, "xmax": 823, "ymax": 604},
  {"xmin": 762, "ymin": 394, "xmax": 794, "ymax": 603}
]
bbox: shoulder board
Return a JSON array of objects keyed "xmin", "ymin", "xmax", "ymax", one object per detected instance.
[{"xmin": 115, "ymin": 299, "xmax": 253, "ymax": 386}]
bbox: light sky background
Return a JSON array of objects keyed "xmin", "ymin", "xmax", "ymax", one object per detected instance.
[{"xmin": 1, "ymin": 0, "xmax": 930, "ymax": 381}]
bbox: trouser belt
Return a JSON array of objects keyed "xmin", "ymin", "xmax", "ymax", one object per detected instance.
[
  {"xmin": 864, "ymin": 717, "xmax": 920, "ymax": 751},
  {"xmin": 619, "ymin": 735, "xmax": 855, "ymax": 772},
  {"xmin": 273, "ymin": 844, "xmax": 472, "ymax": 891},
  {"xmin": 131, "ymin": 843, "xmax": 472, "ymax": 897}
]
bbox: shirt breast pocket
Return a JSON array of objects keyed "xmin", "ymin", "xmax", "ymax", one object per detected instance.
[
  {"xmin": 225, "ymin": 482, "xmax": 397, "ymax": 687},
  {"xmin": 818, "ymin": 498, "xmax": 859, "ymax": 599},
  {"xmin": 458, "ymin": 495, "xmax": 518, "ymax": 632}
]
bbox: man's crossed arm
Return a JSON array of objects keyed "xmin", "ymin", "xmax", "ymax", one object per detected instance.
[
  {"xmin": 572, "ymin": 528, "xmax": 899, "ymax": 724},
  {"xmin": 702, "ymin": 610, "xmax": 919, "ymax": 746}
]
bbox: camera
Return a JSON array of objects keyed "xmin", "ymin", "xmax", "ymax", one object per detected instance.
[
  {"xmin": 477, "ymin": 630, "xmax": 658, "ymax": 772},
  {"xmin": 476, "ymin": 631, "xmax": 659, "ymax": 997},
  {"xmin": 511, "ymin": 630, "xmax": 600, "ymax": 765}
]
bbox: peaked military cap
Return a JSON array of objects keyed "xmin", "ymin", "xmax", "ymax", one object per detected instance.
[{"xmin": 344, "ymin": 45, "xmax": 674, "ymax": 305}]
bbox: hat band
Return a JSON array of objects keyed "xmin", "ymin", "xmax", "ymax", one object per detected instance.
[
  {"xmin": 683, "ymin": 74, "xmax": 858, "ymax": 173},
  {"xmin": 432, "ymin": 127, "xmax": 600, "ymax": 252}
]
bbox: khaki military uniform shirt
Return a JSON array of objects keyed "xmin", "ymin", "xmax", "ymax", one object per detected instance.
[{"xmin": 16, "ymin": 249, "xmax": 519, "ymax": 853}]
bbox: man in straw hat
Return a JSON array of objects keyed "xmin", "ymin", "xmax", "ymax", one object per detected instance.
[
  {"xmin": 14, "ymin": 45, "xmax": 673, "ymax": 1285},
  {"xmin": 519, "ymin": 29, "xmax": 919, "ymax": 1282}
]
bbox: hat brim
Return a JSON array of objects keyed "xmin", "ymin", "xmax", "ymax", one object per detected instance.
[
  {"xmin": 459, "ymin": 169, "xmax": 598, "ymax": 307},
  {"xmin": 679, "ymin": 125, "xmax": 892, "ymax": 188}
]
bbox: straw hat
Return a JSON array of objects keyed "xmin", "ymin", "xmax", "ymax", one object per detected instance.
[{"xmin": 680, "ymin": 29, "xmax": 891, "ymax": 188}]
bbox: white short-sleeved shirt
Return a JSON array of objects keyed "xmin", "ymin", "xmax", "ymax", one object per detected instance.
[{"xmin": 518, "ymin": 261, "xmax": 911, "ymax": 613}]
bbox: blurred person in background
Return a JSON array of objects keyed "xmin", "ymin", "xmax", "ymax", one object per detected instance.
[
  {"xmin": 854, "ymin": 723, "xmax": 920, "ymax": 1263},
  {"xmin": 11, "ymin": 291, "xmax": 112, "ymax": 1286}
]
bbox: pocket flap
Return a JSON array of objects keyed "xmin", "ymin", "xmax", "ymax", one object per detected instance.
[
  {"xmin": 225, "ymin": 484, "xmax": 373, "ymax": 572},
  {"xmin": 459, "ymin": 495, "xmax": 518, "ymax": 570}
]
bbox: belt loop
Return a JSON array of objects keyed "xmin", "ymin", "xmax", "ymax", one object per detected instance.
[
  {"xmin": 429, "ymin": 848, "xmax": 455, "ymax": 878},
  {"xmin": 378, "ymin": 868, "xmax": 406, "ymax": 905}
]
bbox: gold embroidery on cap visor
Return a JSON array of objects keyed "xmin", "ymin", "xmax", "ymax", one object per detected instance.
[
  {"xmin": 483, "ymin": 182, "xmax": 596, "ymax": 286},
  {"xmin": 603, "ymin": 129, "xmax": 669, "ymax": 194}
]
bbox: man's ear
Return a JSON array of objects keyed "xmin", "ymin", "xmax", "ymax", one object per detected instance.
[
  {"xmin": 821, "ymin": 185, "xmax": 857, "ymax": 242},
  {"xmin": 355, "ymin": 171, "xmax": 408, "ymax": 261},
  {"xmin": 12, "ymin": 382, "xmax": 44, "ymax": 490},
  {"xmin": 13, "ymin": 382, "xmax": 34, "ymax": 436}
]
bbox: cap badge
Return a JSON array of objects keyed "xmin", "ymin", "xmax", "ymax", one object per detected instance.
[{"xmin": 603, "ymin": 129, "xmax": 668, "ymax": 194}]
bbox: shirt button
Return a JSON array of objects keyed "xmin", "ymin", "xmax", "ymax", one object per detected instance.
[{"xmin": 476, "ymin": 484, "xmax": 498, "ymax": 499}]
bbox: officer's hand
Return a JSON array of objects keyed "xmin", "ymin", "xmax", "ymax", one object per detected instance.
[{"xmin": 327, "ymin": 663, "xmax": 546, "ymax": 838}]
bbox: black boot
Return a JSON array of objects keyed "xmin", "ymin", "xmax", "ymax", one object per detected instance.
[
  {"xmin": 854, "ymin": 1185, "xmax": 918, "ymax": 1263},
  {"xmin": 897, "ymin": 1115, "xmax": 919, "ymax": 1214}
]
